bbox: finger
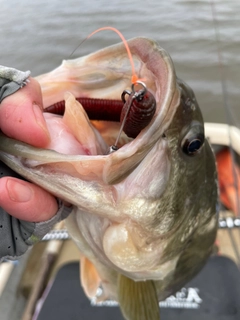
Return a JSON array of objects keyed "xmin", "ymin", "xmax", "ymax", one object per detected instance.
[
  {"xmin": 0, "ymin": 177, "xmax": 58, "ymax": 222},
  {"xmin": 0, "ymin": 77, "xmax": 50, "ymax": 147}
]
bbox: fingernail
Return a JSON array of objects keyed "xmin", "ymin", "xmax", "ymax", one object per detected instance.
[
  {"xmin": 33, "ymin": 103, "xmax": 50, "ymax": 137},
  {"xmin": 6, "ymin": 179, "xmax": 33, "ymax": 202}
]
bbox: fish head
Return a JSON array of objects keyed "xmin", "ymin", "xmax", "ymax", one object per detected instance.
[{"xmin": 0, "ymin": 37, "xmax": 218, "ymax": 300}]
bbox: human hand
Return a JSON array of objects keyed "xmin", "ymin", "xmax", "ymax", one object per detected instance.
[{"xmin": 0, "ymin": 76, "xmax": 58, "ymax": 222}]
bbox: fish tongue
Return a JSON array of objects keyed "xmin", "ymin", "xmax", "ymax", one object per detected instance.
[
  {"xmin": 117, "ymin": 274, "xmax": 160, "ymax": 320},
  {"xmin": 63, "ymin": 92, "xmax": 107, "ymax": 155}
]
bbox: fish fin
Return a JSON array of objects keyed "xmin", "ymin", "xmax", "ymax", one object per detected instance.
[
  {"xmin": 80, "ymin": 256, "xmax": 101, "ymax": 298},
  {"xmin": 117, "ymin": 274, "xmax": 160, "ymax": 320}
]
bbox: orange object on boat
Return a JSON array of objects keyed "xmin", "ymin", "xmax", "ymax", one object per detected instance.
[{"xmin": 216, "ymin": 148, "xmax": 240, "ymax": 216}]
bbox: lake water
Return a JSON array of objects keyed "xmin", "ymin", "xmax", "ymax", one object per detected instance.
[{"xmin": 0, "ymin": 0, "xmax": 239, "ymax": 124}]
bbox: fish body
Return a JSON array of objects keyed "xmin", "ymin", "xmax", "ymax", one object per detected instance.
[{"xmin": 0, "ymin": 38, "xmax": 218, "ymax": 319}]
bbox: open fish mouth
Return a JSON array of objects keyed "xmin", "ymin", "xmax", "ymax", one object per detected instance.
[
  {"xmin": 0, "ymin": 37, "xmax": 181, "ymax": 188},
  {"xmin": 37, "ymin": 37, "xmax": 180, "ymax": 161}
]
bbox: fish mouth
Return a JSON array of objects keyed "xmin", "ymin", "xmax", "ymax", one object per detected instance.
[
  {"xmin": 37, "ymin": 37, "xmax": 180, "ymax": 151},
  {"xmin": 0, "ymin": 37, "xmax": 180, "ymax": 188}
]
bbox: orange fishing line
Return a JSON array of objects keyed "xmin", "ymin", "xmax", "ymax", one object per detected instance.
[{"xmin": 87, "ymin": 26, "xmax": 139, "ymax": 84}]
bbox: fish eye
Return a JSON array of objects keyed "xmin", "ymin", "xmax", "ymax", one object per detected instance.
[{"xmin": 182, "ymin": 133, "xmax": 204, "ymax": 156}]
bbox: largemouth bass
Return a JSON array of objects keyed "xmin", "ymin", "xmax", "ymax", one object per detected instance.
[{"xmin": 0, "ymin": 38, "xmax": 218, "ymax": 320}]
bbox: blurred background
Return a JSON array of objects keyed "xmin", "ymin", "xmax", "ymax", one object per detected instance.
[{"xmin": 0, "ymin": 0, "xmax": 239, "ymax": 125}]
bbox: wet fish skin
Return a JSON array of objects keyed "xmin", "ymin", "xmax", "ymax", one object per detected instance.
[
  {"xmin": 152, "ymin": 78, "xmax": 218, "ymax": 299},
  {"xmin": 0, "ymin": 38, "xmax": 218, "ymax": 319}
]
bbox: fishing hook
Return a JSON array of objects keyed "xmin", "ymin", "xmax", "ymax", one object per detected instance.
[{"xmin": 107, "ymin": 81, "xmax": 156, "ymax": 154}]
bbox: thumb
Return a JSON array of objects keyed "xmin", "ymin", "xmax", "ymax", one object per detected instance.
[{"xmin": 0, "ymin": 77, "xmax": 50, "ymax": 147}]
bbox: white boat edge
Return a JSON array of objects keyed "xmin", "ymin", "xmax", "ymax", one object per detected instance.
[{"xmin": 205, "ymin": 122, "xmax": 240, "ymax": 156}]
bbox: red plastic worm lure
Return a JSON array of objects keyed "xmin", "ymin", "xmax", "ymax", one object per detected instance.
[
  {"xmin": 45, "ymin": 98, "xmax": 124, "ymax": 122},
  {"xmin": 120, "ymin": 82, "xmax": 156, "ymax": 139},
  {"xmin": 108, "ymin": 81, "xmax": 156, "ymax": 153},
  {"xmin": 45, "ymin": 27, "xmax": 157, "ymax": 152}
]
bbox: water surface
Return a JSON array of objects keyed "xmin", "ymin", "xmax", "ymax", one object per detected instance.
[{"xmin": 0, "ymin": 0, "xmax": 239, "ymax": 124}]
